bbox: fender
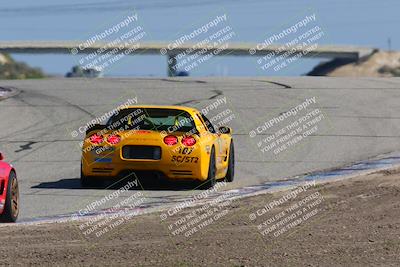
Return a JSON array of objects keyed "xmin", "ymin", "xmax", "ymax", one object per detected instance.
[{"xmin": 0, "ymin": 160, "xmax": 13, "ymax": 214}]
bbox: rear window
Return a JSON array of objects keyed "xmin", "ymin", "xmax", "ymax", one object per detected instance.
[{"xmin": 107, "ymin": 108, "xmax": 196, "ymax": 133}]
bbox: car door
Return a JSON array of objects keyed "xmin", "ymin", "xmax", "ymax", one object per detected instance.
[{"xmin": 199, "ymin": 114, "xmax": 225, "ymax": 170}]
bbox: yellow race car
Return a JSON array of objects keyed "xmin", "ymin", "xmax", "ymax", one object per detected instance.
[{"xmin": 81, "ymin": 105, "xmax": 234, "ymax": 189}]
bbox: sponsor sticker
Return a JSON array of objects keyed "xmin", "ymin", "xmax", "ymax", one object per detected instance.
[{"xmin": 95, "ymin": 158, "xmax": 113, "ymax": 163}]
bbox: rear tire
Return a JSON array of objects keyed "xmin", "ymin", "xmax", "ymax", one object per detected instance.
[
  {"xmin": 80, "ymin": 164, "xmax": 96, "ymax": 188},
  {"xmin": 224, "ymin": 142, "xmax": 235, "ymax": 182},
  {"xmin": 0, "ymin": 171, "xmax": 19, "ymax": 222},
  {"xmin": 199, "ymin": 148, "xmax": 216, "ymax": 190}
]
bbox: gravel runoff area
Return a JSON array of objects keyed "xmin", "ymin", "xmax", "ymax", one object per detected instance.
[{"xmin": 0, "ymin": 168, "xmax": 399, "ymax": 266}]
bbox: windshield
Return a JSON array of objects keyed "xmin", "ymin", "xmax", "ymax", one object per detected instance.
[{"xmin": 107, "ymin": 108, "xmax": 197, "ymax": 133}]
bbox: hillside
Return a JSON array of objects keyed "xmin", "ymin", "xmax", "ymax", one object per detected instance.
[
  {"xmin": 308, "ymin": 51, "xmax": 400, "ymax": 77},
  {"xmin": 0, "ymin": 53, "xmax": 45, "ymax": 79}
]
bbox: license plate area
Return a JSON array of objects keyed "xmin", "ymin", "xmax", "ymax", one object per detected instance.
[{"xmin": 122, "ymin": 145, "xmax": 161, "ymax": 160}]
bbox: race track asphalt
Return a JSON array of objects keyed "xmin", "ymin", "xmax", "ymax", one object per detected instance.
[{"xmin": 0, "ymin": 77, "xmax": 399, "ymax": 220}]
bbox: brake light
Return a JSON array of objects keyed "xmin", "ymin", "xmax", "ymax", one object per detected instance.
[
  {"xmin": 164, "ymin": 135, "xmax": 178, "ymax": 146},
  {"xmin": 89, "ymin": 133, "xmax": 103, "ymax": 144},
  {"xmin": 107, "ymin": 134, "xmax": 121, "ymax": 145},
  {"xmin": 182, "ymin": 136, "xmax": 196, "ymax": 146}
]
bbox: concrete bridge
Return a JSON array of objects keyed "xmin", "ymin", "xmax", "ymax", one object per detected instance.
[{"xmin": 0, "ymin": 41, "xmax": 376, "ymax": 76}]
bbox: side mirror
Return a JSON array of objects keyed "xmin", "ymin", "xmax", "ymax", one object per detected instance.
[
  {"xmin": 218, "ymin": 126, "xmax": 232, "ymax": 134},
  {"xmin": 0, "ymin": 152, "xmax": 4, "ymax": 161}
]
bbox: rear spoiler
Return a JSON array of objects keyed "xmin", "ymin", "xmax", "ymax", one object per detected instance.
[
  {"xmin": 85, "ymin": 124, "xmax": 107, "ymax": 135},
  {"xmin": 85, "ymin": 124, "xmax": 201, "ymax": 137}
]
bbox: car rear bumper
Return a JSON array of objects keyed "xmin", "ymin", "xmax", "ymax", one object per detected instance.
[
  {"xmin": 82, "ymin": 160, "xmax": 205, "ymax": 181},
  {"xmin": 82, "ymin": 141, "xmax": 209, "ymax": 181}
]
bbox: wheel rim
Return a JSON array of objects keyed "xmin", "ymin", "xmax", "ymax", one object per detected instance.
[{"xmin": 11, "ymin": 178, "xmax": 19, "ymax": 218}]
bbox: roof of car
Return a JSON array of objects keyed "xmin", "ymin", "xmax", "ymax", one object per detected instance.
[{"xmin": 121, "ymin": 105, "xmax": 199, "ymax": 114}]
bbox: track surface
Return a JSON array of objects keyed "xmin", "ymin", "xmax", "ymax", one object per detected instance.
[{"xmin": 0, "ymin": 77, "xmax": 399, "ymax": 220}]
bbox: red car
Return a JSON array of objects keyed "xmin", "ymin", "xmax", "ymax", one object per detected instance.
[{"xmin": 0, "ymin": 152, "xmax": 19, "ymax": 222}]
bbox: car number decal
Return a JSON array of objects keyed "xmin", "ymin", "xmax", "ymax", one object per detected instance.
[
  {"xmin": 177, "ymin": 147, "xmax": 194, "ymax": 155},
  {"xmin": 171, "ymin": 156, "xmax": 199, "ymax": 163}
]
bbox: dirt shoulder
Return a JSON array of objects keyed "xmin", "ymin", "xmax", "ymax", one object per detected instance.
[
  {"xmin": 1, "ymin": 169, "xmax": 400, "ymax": 266},
  {"xmin": 308, "ymin": 51, "xmax": 400, "ymax": 77}
]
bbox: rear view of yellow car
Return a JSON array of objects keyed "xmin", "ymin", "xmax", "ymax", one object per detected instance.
[{"xmin": 81, "ymin": 105, "xmax": 234, "ymax": 189}]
